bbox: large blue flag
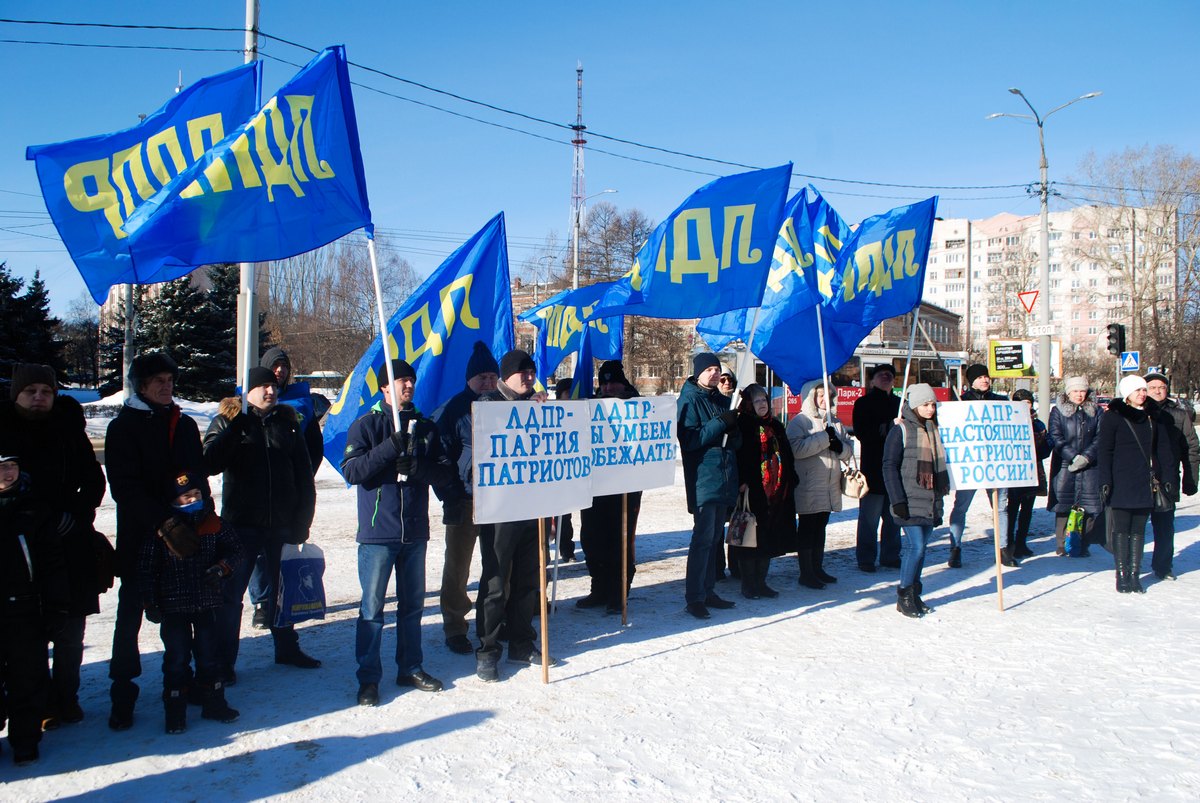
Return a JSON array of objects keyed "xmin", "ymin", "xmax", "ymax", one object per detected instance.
[
  {"xmin": 25, "ymin": 62, "xmax": 261, "ymax": 303},
  {"xmin": 121, "ymin": 46, "xmax": 372, "ymax": 281},
  {"xmin": 698, "ymin": 190, "xmax": 936, "ymax": 391},
  {"xmin": 517, "ymin": 281, "xmax": 623, "ymax": 384},
  {"xmin": 567, "ymin": 324, "xmax": 595, "ymax": 400},
  {"xmin": 586, "ymin": 164, "xmax": 791, "ymax": 321},
  {"xmin": 322, "ymin": 213, "xmax": 514, "ymax": 476}
]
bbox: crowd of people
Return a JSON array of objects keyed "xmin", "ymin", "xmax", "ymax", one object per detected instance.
[{"xmin": 1, "ymin": 348, "xmax": 1196, "ymax": 765}]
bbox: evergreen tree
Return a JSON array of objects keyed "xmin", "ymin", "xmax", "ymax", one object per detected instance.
[{"xmin": 0, "ymin": 263, "xmax": 66, "ymax": 379}]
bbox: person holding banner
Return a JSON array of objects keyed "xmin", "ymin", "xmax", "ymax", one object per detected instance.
[
  {"xmin": 203, "ymin": 367, "xmax": 319, "ymax": 681},
  {"xmin": 945, "ymin": 364, "xmax": 1008, "ymax": 568},
  {"xmin": 432, "ymin": 342, "xmax": 501, "ymax": 656},
  {"xmin": 578, "ymin": 361, "xmax": 643, "ymax": 613},
  {"xmin": 678, "ymin": 352, "xmax": 743, "ymax": 620},
  {"xmin": 786, "ymin": 380, "xmax": 851, "ymax": 589},
  {"xmin": 1047, "ymin": 377, "xmax": 1104, "ymax": 557},
  {"xmin": 1004, "ymin": 389, "xmax": 1053, "ymax": 564},
  {"xmin": 475, "ymin": 350, "xmax": 552, "ymax": 681},
  {"xmin": 882, "ymin": 384, "xmax": 950, "ymax": 618},
  {"xmin": 342, "ymin": 359, "xmax": 456, "ymax": 704},
  {"xmin": 852, "ymin": 365, "xmax": 902, "ymax": 573},
  {"xmin": 1097, "ymin": 376, "xmax": 1178, "ymax": 594},
  {"xmin": 732, "ymin": 384, "xmax": 798, "ymax": 599}
]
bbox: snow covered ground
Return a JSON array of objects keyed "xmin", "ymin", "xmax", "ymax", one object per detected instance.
[{"xmin": 5, "ymin": 450, "xmax": 1200, "ymax": 801}]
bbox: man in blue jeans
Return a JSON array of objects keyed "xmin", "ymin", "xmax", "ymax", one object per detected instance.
[
  {"xmin": 947, "ymin": 364, "xmax": 1009, "ymax": 567},
  {"xmin": 342, "ymin": 359, "xmax": 454, "ymax": 707}
]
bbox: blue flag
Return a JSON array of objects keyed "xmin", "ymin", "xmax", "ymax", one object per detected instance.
[
  {"xmin": 517, "ymin": 281, "xmax": 623, "ymax": 384},
  {"xmin": 322, "ymin": 213, "xmax": 514, "ymax": 476},
  {"xmin": 25, "ymin": 62, "xmax": 261, "ymax": 302},
  {"xmin": 586, "ymin": 164, "xmax": 791, "ymax": 321},
  {"xmin": 567, "ymin": 324, "xmax": 595, "ymax": 400},
  {"xmin": 698, "ymin": 190, "xmax": 936, "ymax": 391},
  {"xmin": 122, "ymin": 46, "xmax": 372, "ymax": 282}
]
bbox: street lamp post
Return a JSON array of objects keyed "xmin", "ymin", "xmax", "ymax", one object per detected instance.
[
  {"xmin": 987, "ymin": 89, "xmax": 1101, "ymax": 424},
  {"xmin": 568, "ymin": 188, "xmax": 618, "ymax": 374}
]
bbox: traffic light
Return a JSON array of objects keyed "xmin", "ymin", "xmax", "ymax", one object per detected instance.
[{"xmin": 1106, "ymin": 323, "xmax": 1126, "ymax": 356}]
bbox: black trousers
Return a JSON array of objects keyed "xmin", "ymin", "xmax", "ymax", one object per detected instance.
[
  {"xmin": 1, "ymin": 611, "xmax": 50, "ymax": 754},
  {"xmin": 580, "ymin": 492, "xmax": 641, "ymax": 604},
  {"xmin": 477, "ymin": 520, "xmax": 540, "ymax": 658}
]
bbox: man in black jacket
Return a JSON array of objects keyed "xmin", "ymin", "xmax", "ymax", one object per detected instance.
[
  {"xmin": 105, "ymin": 352, "xmax": 210, "ymax": 731},
  {"xmin": 203, "ymin": 366, "xmax": 318, "ymax": 680},
  {"xmin": 2, "ymin": 364, "xmax": 107, "ymax": 728},
  {"xmin": 946, "ymin": 363, "xmax": 1009, "ymax": 568},
  {"xmin": 431, "ymin": 342, "xmax": 499, "ymax": 656},
  {"xmin": 852, "ymin": 364, "xmax": 902, "ymax": 572},
  {"xmin": 1144, "ymin": 371, "xmax": 1199, "ymax": 579}
]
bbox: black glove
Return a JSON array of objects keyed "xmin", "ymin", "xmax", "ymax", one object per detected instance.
[
  {"xmin": 144, "ymin": 605, "xmax": 162, "ymax": 624},
  {"xmin": 1101, "ymin": 485, "xmax": 1111, "ymax": 505},
  {"xmin": 157, "ymin": 515, "xmax": 199, "ymax": 559},
  {"xmin": 1185, "ymin": 479, "xmax": 1197, "ymax": 497},
  {"xmin": 826, "ymin": 427, "xmax": 843, "ymax": 454},
  {"xmin": 718, "ymin": 410, "xmax": 738, "ymax": 430},
  {"xmin": 390, "ymin": 429, "xmax": 410, "ymax": 456},
  {"xmin": 203, "ymin": 563, "xmax": 228, "ymax": 588},
  {"xmin": 891, "ymin": 502, "xmax": 909, "ymax": 520},
  {"xmin": 395, "ymin": 455, "xmax": 415, "ymax": 476}
]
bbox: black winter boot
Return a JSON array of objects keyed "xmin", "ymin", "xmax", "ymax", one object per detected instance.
[
  {"xmin": 273, "ymin": 628, "xmax": 321, "ymax": 668},
  {"xmin": 798, "ymin": 550, "xmax": 825, "ymax": 589},
  {"xmin": 1129, "ymin": 533, "xmax": 1146, "ymax": 594},
  {"xmin": 1113, "ymin": 532, "xmax": 1130, "ymax": 593},
  {"xmin": 913, "ymin": 580, "xmax": 934, "ymax": 614},
  {"xmin": 739, "ymin": 559, "xmax": 760, "ymax": 599},
  {"xmin": 757, "ymin": 558, "xmax": 778, "ymax": 598},
  {"xmin": 814, "ymin": 533, "xmax": 837, "ymax": 584},
  {"xmin": 163, "ymin": 688, "xmax": 187, "ymax": 734},
  {"xmin": 476, "ymin": 650, "xmax": 500, "ymax": 683},
  {"xmin": 108, "ymin": 681, "xmax": 139, "ymax": 731},
  {"xmin": 200, "ymin": 682, "xmax": 240, "ymax": 723},
  {"xmin": 948, "ymin": 547, "xmax": 962, "ymax": 568},
  {"xmin": 896, "ymin": 586, "xmax": 922, "ymax": 618},
  {"xmin": 1000, "ymin": 546, "xmax": 1018, "ymax": 567}
]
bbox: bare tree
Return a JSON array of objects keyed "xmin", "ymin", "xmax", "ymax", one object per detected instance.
[
  {"xmin": 264, "ymin": 233, "xmax": 420, "ymax": 379},
  {"xmin": 57, "ymin": 293, "xmax": 101, "ymax": 386},
  {"xmin": 1068, "ymin": 145, "xmax": 1200, "ymax": 391}
]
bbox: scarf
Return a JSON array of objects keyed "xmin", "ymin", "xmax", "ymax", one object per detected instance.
[
  {"xmin": 758, "ymin": 421, "xmax": 784, "ymax": 502},
  {"xmin": 914, "ymin": 419, "xmax": 949, "ymax": 493}
]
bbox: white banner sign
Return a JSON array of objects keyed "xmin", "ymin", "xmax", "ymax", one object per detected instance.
[
  {"xmin": 472, "ymin": 400, "xmax": 593, "ymax": 524},
  {"xmin": 937, "ymin": 401, "xmax": 1038, "ymax": 491},
  {"xmin": 589, "ymin": 396, "xmax": 677, "ymax": 495}
]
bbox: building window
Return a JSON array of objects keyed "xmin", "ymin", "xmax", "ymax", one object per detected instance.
[{"xmin": 945, "ymin": 238, "xmax": 965, "ymax": 249}]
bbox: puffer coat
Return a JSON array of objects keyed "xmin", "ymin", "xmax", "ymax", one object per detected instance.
[
  {"xmin": 1047, "ymin": 393, "xmax": 1103, "ymax": 514},
  {"xmin": 786, "ymin": 385, "xmax": 852, "ymax": 515}
]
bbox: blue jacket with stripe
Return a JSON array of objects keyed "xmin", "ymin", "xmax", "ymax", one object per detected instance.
[{"xmin": 341, "ymin": 401, "xmax": 455, "ymax": 545}]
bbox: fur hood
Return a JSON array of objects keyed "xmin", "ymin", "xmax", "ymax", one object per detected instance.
[
  {"xmin": 1107, "ymin": 396, "xmax": 1160, "ymax": 423},
  {"xmin": 799, "ymin": 380, "xmax": 830, "ymax": 419},
  {"xmin": 1054, "ymin": 391, "xmax": 1098, "ymax": 418}
]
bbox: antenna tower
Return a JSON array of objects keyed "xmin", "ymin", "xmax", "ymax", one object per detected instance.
[{"xmin": 570, "ymin": 62, "xmax": 586, "ymax": 288}]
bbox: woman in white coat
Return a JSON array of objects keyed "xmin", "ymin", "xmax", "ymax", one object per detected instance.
[{"xmin": 786, "ymin": 379, "xmax": 853, "ymax": 589}]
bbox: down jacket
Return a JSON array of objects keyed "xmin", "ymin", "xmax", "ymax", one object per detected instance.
[
  {"xmin": 677, "ymin": 376, "xmax": 742, "ymax": 513},
  {"xmin": 1047, "ymin": 393, "xmax": 1102, "ymax": 514},
  {"xmin": 341, "ymin": 401, "xmax": 455, "ymax": 545},
  {"xmin": 881, "ymin": 405, "xmax": 948, "ymax": 527},
  {"xmin": 203, "ymin": 399, "xmax": 315, "ymax": 539},
  {"xmin": 786, "ymin": 384, "xmax": 852, "ymax": 515}
]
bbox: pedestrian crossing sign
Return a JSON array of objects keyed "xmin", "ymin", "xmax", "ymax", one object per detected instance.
[{"xmin": 1120, "ymin": 351, "xmax": 1140, "ymax": 372}]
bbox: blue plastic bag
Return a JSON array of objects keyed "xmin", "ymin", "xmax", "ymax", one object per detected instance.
[{"xmin": 275, "ymin": 543, "xmax": 326, "ymax": 627}]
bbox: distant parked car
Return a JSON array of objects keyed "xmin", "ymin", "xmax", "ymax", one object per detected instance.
[{"xmin": 1096, "ymin": 395, "xmax": 1112, "ymax": 411}]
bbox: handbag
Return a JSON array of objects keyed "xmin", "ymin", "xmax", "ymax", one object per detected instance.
[
  {"xmin": 274, "ymin": 542, "xmax": 327, "ymax": 628},
  {"xmin": 726, "ymin": 488, "xmax": 758, "ymax": 548},
  {"xmin": 1122, "ymin": 418, "xmax": 1172, "ymax": 513},
  {"xmin": 841, "ymin": 454, "xmax": 870, "ymax": 499}
]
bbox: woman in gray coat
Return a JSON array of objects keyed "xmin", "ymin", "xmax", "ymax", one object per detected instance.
[
  {"xmin": 882, "ymin": 384, "xmax": 950, "ymax": 618},
  {"xmin": 786, "ymin": 379, "xmax": 852, "ymax": 589}
]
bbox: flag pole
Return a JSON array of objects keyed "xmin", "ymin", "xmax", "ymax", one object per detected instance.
[
  {"xmin": 815, "ymin": 305, "xmax": 832, "ymax": 425},
  {"xmin": 621, "ymin": 493, "xmax": 629, "ymax": 625},
  {"xmin": 724, "ymin": 307, "xmax": 762, "ymax": 446},
  {"xmin": 537, "ymin": 517, "xmax": 551, "ymax": 684},
  {"xmin": 899, "ymin": 306, "xmax": 923, "ymax": 404},
  {"xmin": 367, "ymin": 235, "xmax": 401, "ymax": 434}
]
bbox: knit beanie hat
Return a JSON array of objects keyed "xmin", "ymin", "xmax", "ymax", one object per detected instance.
[
  {"xmin": 246, "ymin": 366, "xmax": 278, "ymax": 389},
  {"xmin": 128, "ymin": 352, "xmax": 178, "ymax": 387},
  {"xmin": 1012, "ymin": 388, "xmax": 1035, "ymax": 404},
  {"xmin": 692, "ymin": 352, "xmax": 721, "ymax": 376},
  {"xmin": 965, "ymin": 363, "xmax": 990, "ymax": 384},
  {"xmin": 465, "ymin": 341, "xmax": 500, "ymax": 381},
  {"xmin": 499, "ymin": 349, "xmax": 535, "ymax": 380},
  {"xmin": 260, "ymin": 347, "xmax": 291, "ymax": 372},
  {"xmin": 906, "ymin": 383, "xmax": 937, "ymax": 408},
  {"xmin": 9, "ymin": 363, "xmax": 56, "ymax": 400},
  {"xmin": 1064, "ymin": 376, "xmax": 1089, "ymax": 394},
  {"xmin": 1143, "ymin": 371, "xmax": 1169, "ymax": 387},
  {"xmin": 171, "ymin": 470, "xmax": 205, "ymax": 500},
  {"xmin": 597, "ymin": 360, "xmax": 629, "ymax": 387},
  {"xmin": 381, "ymin": 359, "xmax": 416, "ymax": 382},
  {"xmin": 1118, "ymin": 374, "xmax": 1148, "ymax": 401},
  {"xmin": 868, "ymin": 363, "xmax": 895, "ymax": 380}
]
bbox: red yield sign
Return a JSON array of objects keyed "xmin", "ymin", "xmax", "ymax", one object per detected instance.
[{"xmin": 1017, "ymin": 290, "xmax": 1039, "ymax": 314}]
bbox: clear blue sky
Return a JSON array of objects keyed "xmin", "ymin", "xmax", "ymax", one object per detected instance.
[{"xmin": 1, "ymin": 0, "xmax": 1196, "ymax": 315}]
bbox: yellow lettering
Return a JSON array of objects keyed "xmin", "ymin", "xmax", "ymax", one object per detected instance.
[
  {"xmin": 287, "ymin": 95, "xmax": 335, "ymax": 180},
  {"xmin": 814, "ymin": 225, "xmax": 843, "ymax": 266},
  {"xmin": 720, "ymin": 205, "xmax": 761, "ymax": 268},
  {"xmin": 186, "ymin": 113, "xmax": 226, "ymax": 160},
  {"xmin": 438, "ymin": 274, "xmax": 480, "ymax": 333},
  {"xmin": 882, "ymin": 229, "xmax": 920, "ymax": 279},
  {"xmin": 400, "ymin": 303, "xmax": 441, "ymax": 361},
  {"xmin": 251, "ymin": 97, "xmax": 304, "ymax": 201},
  {"xmin": 110, "ymin": 144, "xmax": 155, "ymax": 221},
  {"xmin": 63, "ymin": 158, "xmax": 124, "ymax": 239},
  {"xmin": 670, "ymin": 209, "xmax": 719, "ymax": 283},
  {"xmin": 853, "ymin": 241, "xmax": 883, "ymax": 297},
  {"xmin": 766, "ymin": 218, "xmax": 813, "ymax": 292},
  {"xmin": 841, "ymin": 264, "xmax": 856, "ymax": 302},
  {"xmin": 145, "ymin": 128, "xmax": 186, "ymax": 187}
]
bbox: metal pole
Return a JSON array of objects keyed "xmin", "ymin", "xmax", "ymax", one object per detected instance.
[
  {"xmin": 1036, "ymin": 123, "xmax": 1052, "ymax": 427},
  {"xmin": 236, "ymin": 0, "xmax": 260, "ymax": 398},
  {"xmin": 122, "ymin": 284, "xmax": 135, "ymax": 400}
]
